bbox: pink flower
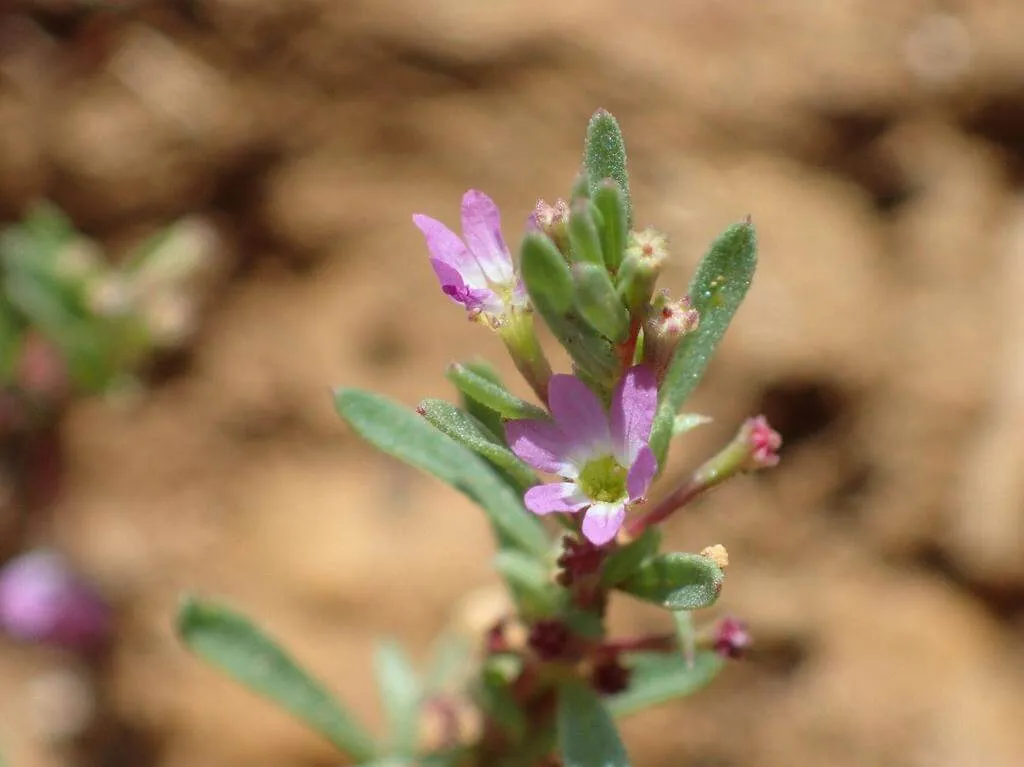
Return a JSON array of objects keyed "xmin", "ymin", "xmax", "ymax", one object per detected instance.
[
  {"xmin": 505, "ymin": 366, "xmax": 659, "ymax": 546},
  {"xmin": 413, "ymin": 190, "xmax": 527, "ymax": 325},
  {"xmin": 0, "ymin": 550, "xmax": 110, "ymax": 650},
  {"xmin": 740, "ymin": 415, "xmax": 782, "ymax": 469},
  {"xmin": 712, "ymin": 616, "xmax": 752, "ymax": 659}
]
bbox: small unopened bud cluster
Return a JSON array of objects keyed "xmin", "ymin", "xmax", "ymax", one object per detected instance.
[{"xmin": 643, "ymin": 291, "xmax": 700, "ymax": 382}]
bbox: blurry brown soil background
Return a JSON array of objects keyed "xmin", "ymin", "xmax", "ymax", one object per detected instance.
[{"xmin": 3, "ymin": 1, "xmax": 1024, "ymax": 766}]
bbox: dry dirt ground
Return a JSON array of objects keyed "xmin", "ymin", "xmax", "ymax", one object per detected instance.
[{"xmin": 2, "ymin": 1, "xmax": 1024, "ymax": 766}]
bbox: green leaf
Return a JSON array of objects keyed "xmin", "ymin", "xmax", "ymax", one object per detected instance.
[
  {"xmin": 451, "ymin": 361, "xmax": 507, "ymax": 441},
  {"xmin": 521, "ymin": 234, "xmax": 619, "ymax": 389},
  {"xmin": 600, "ymin": 528, "xmax": 661, "ymax": 587},
  {"xmin": 570, "ymin": 170, "xmax": 591, "ymax": 205},
  {"xmin": 176, "ymin": 596, "xmax": 376, "ymax": 761},
  {"xmin": 333, "ymin": 389, "xmax": 549, "ymax": 556},
  {"xmin": 521, "ymin": 232, "xmax": 574, "ymax": 314},
  {"xmin": 423, "ymin": 632, "xmax": 472, "ymax": 693},
  {"xmin": 592, "ymin": 182, "xmax": 628, "ymax": 274},
  {"xmin": 493, "ymin": 550, "xmax": 560, "ymax": 617},
  {"xmin": 573, "ymin": 263, "xmax": 630, "ymax": 344},
  {"xmin": 374, "ymin": 639, "xmax": 422, "ymax": 757},
  {"xmin": 418, "ymin": 398, "xmax": 539, "ymax": 491},
  {"xmin": 584, "ymin": 109, "xmax": 632, "ymax": 228},
  {"xmin": 607, "ymin": 652, "xmax": 724, "ymax": 718},
  {"xmin": 557, "ymin": 680, "xmax": 630, "ymax": 767},
  {"xmin": 479, "ymin": 675, "xmax": 528, "ymax": 742},
  {"xmin": 649, "ymin": 220, "xmax": 757, "ymax": 467},
  {"xmin": 446, "ymin": 362, "xmax": 548, "ymax": 421},
  {"xmin": 568, "ymin": 201, "xmax": 605, "ymax": 268},
  {"xmin": 672, "ymin": 413, "xmax": 712, "ymax": 436},
  {"xmin": 618, "ymin": 553, "xmax": 724, "ymax": 610}
]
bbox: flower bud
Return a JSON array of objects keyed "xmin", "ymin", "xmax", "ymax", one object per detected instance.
[
  {"xmin": 589, "ymin": 655, "xmax": 631, "ymax": 695},
  {"xmin": 712, "ymin": 616, "xmax": 752, "ymax": 659},
  {"xmin": 0, "ymin": 550, "xmax": 110, "ymax": 650},
  {"xmin": 737, "ymin": 415, "xmax": 782, "ymax": 470},
  {"xmin": 618, "ymin": 227, "xmax": 670, "ymax": 319},
  {"xmin": 529, "ymin": 198, "xmax": 570, "ymax": 256},
  {"xmin": 642, "ymin": 292, "xmax": 700, "ymax": 382}
]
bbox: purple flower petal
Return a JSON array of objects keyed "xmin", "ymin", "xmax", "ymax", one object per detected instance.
[
  {"xmin": 431, "ymin": 258, "xmax": 502, "ymax": 314},
  {"xmin": 581, "ymin": 502, "xmax": 626, "ymax": 546},
  {"xmin": 0, "ymin": 550, "xmax": 109, "ymax": 650},
  {"xmin": 548, "ymin": 375, "xmax": 611, "ymax": 459},
  {"xmin": 413, "ymin": 213, "xmax": 486, "ymax": 288},
  {"xmin": 460, "ymin": 190, "xmax": 514, "ymax": 286},
  {"xmin": 627, "ymin": 444, "xmax": 658, "ymax": 500},
  {"xmin": 506, "ymin": 419, "xmax": 577, "ymax": 476},
  {"xmin": 610, "ymin": 365, "xmax": 658, "ymax": 464},
  {"xmin": 524, "ymin": 482, "xmax": 588, "ymax": 515}
]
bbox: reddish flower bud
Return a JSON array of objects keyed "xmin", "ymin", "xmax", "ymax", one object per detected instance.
[
  {"xmin": 527, "ymin": 619, "xmax": 574, "ymax": 661},
  {"xmin": 642, "ymin": 292, "xmax": 700, "ymax": 382},
  {"xmin": 555, "ymin": 535, "xmax": 606, "ymax": 587},
  {"xmin": 712, "ymin": 617, "xmax": 752, "ymax": 659},
  {"xmin": 590, "ymin": 655, "xmax": 632, "ymax": 695},
  {"xmin": 738, "ymin": 415, "xmax": 782, "ymax": 470}
]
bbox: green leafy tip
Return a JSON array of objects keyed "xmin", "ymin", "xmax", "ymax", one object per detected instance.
[
  {"xmin": 557, "ymin": 681, "xmax": 630, "ymax": 767},
  {"xmin": 176, "ymin": 596, "xmax": 377, "ymax": 761},
  {"xmin": 584, "ymin": 109, "xmax": 632, "ymax": 229},
  {"xmin": 333, "ymin": 388, "xmax": 549, "ymax": 556},
  {"xmin": 618, "ymin": 552, "xmax": 725, "ymax": 610},
  {"xmin": 649, "ymin": 219, "xmax": 757, "ymax": 467}
]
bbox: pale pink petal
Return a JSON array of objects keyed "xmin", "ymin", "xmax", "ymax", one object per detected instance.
[
  {"xmin": 548, "ymin": 375, "xmax": 611, "ymax": 459},
  {"xmin": 460, "ymin": 190, "xmax": 514, "ymax": 286},
  {"xmin": 413, "ymin": 213, "xmax": 486, "ymax": 288},
  {"xmin": 609, "ymin": 365, "xmax": 658, "ymax": 464},
  {"xmin": 505, "ymin": 419, "xmax": 577, "ymax": 476},
  {"xmin": 524, "ymin": 482, "xmax": 589, "ymax": 515},
  {"xmin": 581, "ymin": 502, "xmax": 626, "ymax": 546},
  {"xmin": 626, "ymin": 444, "xmax": 658, "ymax": 500}
]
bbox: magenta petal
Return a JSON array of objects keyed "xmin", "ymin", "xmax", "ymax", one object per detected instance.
[
  {"xmin": 547, "ymin": 375, "xmax": 611, "ymax": 457},
  {"xmin": 581, "ymin": 503, "xmax": 626, "ymax": 546},
  {"xmin": 460, "ymin": 190, "xmax": 514, "ymax": 285},
  {"xmin": 524, "ymin": 482, "xmax": 588, "ymax": 515},
  {"xmin": 505, "ymin": 419, "xmax": 575, "ymax": 475},
  {"xmin": 610, "ymin": 365, "xmax": 658, "ymax": 463},
  {"xmin": 627, "ymin": 444, "xmax": 657, "ymax": 500},
  {"xmin": 413, "ymin": 213, "xmax": 486, "ymax": 288}
]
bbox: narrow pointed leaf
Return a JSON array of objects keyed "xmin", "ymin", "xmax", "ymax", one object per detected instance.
[
  {"xmin": 374, "ymin": 640, "xmax": 421, "ymax": 757},
  {"xmin": 649, "ymin": 220, "xmax": 757, "ymax": 467},
  {"xmin": 452, "ymin": 360, "xmax": 507, "ymax": 440},
  {"xmin": 568, "ymin": 201, "xmax": 605, "ymax": 267},
  {"xmin": 333, "ymin": 389, "xmax": 548, "ymax": 556},
  {"xmin": 573, "ymin": 263, "xmax": 630, "ymax": 343},
  {"xmin": 446, "ymin": 362, "xmax": 548, "ymax": 421},
  {"xmin": 418, "ymin": 398, "xmax": 539, "ymax": 491},
  {"xmin": 522, "ymin": 234, "xmax": 619, "ymax": 388},
  {"xmin": 592, "ymin": 182, "xmax": 628, "ymax": 274},
  {"xmin": 607, "ymin": 651, "xmax": 724, "ymax": 718},
  {"xmin": 618, "ymin": 553, "xmax": 724, "ymax": 610},
  {"xmin": 557, "ymin": 681, "xmax": 630, "ymax": 767},
  {"xmin": 176, "ymin": 597, "xmax": 376, "ymax": 761},
  {"xmin": 584, "ymin": 109, "xmax": 631, "ymax": 228},
  {"xmin": 521, "ymin": 232, "xmax": 574, "ymax": 314}
]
